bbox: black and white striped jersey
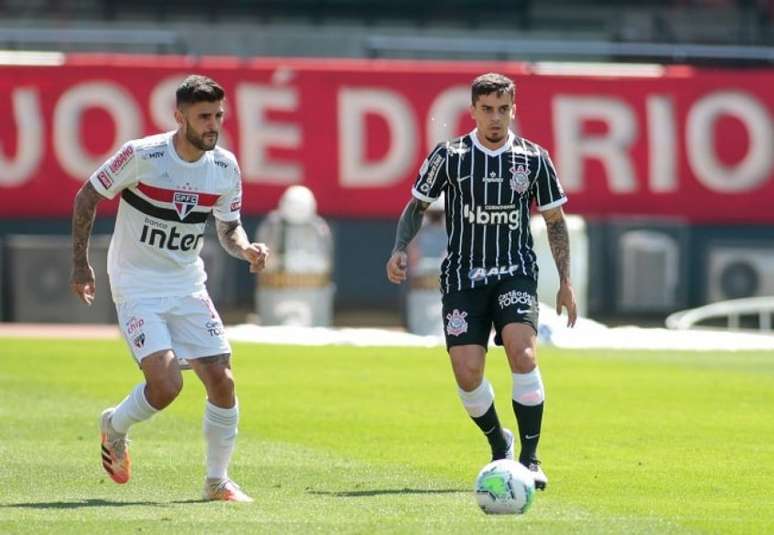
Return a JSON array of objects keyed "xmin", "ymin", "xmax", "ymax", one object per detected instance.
[{"xmin": 411, "ymin": 129, "xmax": 567, "ymax": 295}]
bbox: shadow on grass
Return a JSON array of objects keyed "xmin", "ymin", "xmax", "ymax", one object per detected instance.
[
  {"xmin": 309, "ymin": 488, "xmax": 467, "ymax": 497},
  {"xmin": 2, "ymin": 498, "xmax": 206, "ymax": 509}
]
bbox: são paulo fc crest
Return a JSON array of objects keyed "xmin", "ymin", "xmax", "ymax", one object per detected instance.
[
  {"xmin": 446, "ymin": 309, "xmax": 469, "ymax": 336},
  {"xmin": 173, "ymin": 192, "xmax": 199, "ymax": 220},
  {"xmin": 509, "ymin": 164, "xmax": 530, "ymax": 194},
  {"xmin": 133, "ymin": 333, "xmax": 145, "ymax": 349}
]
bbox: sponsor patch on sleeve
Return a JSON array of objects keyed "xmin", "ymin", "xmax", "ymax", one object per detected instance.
[
  {"xmin": 96, "ymin": 170, "xmax": 113, "ymax": 189},
  {"xmin": 109, "ymin": 145, "xmax": 135, "ymax": 174}
]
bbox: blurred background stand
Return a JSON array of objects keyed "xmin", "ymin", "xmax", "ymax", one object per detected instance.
[
  {"xmin": 405, "ymin": 196, "xmax": 446, "ymax": 336},
  {"xmin": 5, "ymin": 234, "xmax": 115, "ymax": 323},
  {"xmin": 530, "ymin": 215, "xmax": 589, "ymax": 319},
  {"xmin": 254, "ymin": 186, "xmax": 334, "ymax": 327}
]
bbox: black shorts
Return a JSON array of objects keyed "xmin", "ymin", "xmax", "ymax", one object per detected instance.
[{"xmin": 441, "ymin": 276, "xmax": 539, "ymax": 350}]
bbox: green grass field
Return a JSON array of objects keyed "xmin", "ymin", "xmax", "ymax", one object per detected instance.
[{"xmin": 1, "ymin": 338, "xmax": 772, "ymax": 534}]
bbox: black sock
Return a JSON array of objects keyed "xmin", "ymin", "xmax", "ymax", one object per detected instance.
[
  {"xmin": 472, "ymin": 403, "xmax": 507, "ymax": 459},
  {"xmin": 512, "ymin": 400, "xmax": 543, "ymax": 464}
]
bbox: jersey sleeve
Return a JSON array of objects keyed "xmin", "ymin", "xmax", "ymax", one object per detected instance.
[
  {"xmin": 531, "ymin": 148, "xmax": 568, "ymax": 211},
  {"xmin": 88, "ymin": 142, "xmax": 139, "ymax": 199},
  {"xmin": 212, "ymin": 161, "xmax": 242, "ymax": 222},
  {"xmin": 411, "ymin": 143, "xmax": 448, "ymax": 203}
]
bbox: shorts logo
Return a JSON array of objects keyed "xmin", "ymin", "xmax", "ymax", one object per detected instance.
[
  {"xmin": 109, "ymin": 145, "xmax": 135, "ymax": 174},
  {"xmin": 173, "ymin": 192, "xmax": 199, "ymax": 220},
  {"xmin": 206, "ymin": 320, "xmax": 224, "ymax": 336},
  {"xmin": 509, "ymin": 164, "xmax": 530, "ymax": 194},
  {"xmin": 126, "ymin": 316, "xmax": 144, "ymax": 335},
  {"xmin": 230, "ymin": 198, "xmax": 241, "ymax": 212},
  {"xmin": 446, "ymin": 309, "xmax": 469, "ymax": 336},
  {"xmin": 497, "ymin": 290, "xmax": 537, "ymax": 310},
  {"xmin": 96, "ymin": 170, "xmax": 113, "ymax": 189},
  {"xmin": 468, "ymin": 264, "xmax": 520, "ymax": 281},
  {"xmin": 133, "ymin": 333, "xmax": 146, "ymax": 348}
]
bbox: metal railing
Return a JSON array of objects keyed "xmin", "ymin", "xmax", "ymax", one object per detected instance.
[
  {"xmin": 366, "ymin": 36, "xmax": 774, "ymax": 63},
  {"xmin": 666, "ymin": 297, "xmax": 774, "ymax": 332},
  {"xmin": 0, "ymin": 27, "xmax": 185, "ymax": 54}
]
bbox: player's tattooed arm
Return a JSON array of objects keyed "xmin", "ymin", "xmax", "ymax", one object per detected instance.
[
  {"xmin": 392, "ymin": 198, "xmax": 430, "ymax": 254},
  {"xmin": 386, "ymin": 197, "xmax": 430, "ymax": 284},
  {"xmin": 542, "ymin": 207, "xmax": 571, "ymax": 284},
  {"xmin": 216, "ymin": 218, "xmax": 251, "ymax": 259},
  {"xmin": 71, "ymin": 182, "xmax": 105, "ymax": 304},
  {"xmin": 543, "ymin": 207, "xmax": 577, "ymax": 326},
  {"xmin": 216, "ymin": 218, "xmax": 269, "ymax": 272}
]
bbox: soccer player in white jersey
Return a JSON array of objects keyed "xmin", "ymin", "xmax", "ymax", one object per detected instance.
[
  {"xmin": 70, "ymin": 75, "xmax": 267, "ymax": 502},
  {"xmin": 386, "ymin": 73, "xmax": 577, "ymax": 490}
]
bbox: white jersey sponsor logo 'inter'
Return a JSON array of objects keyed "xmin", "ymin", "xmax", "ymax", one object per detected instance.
[
  {"xmin": 88, "ymin": 131, "xmax": 242, "ymax": 303},
  {"xmin": 411, "ymin": 129, "xmax": 567, "ymax": 294}
]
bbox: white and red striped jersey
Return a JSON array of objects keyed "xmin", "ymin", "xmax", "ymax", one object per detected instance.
[{"xmin": 89, "ymin": 131, "xmax": 242, "ymax": 303}]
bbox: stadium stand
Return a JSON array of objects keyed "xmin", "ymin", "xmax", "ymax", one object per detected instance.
[{"xmin": 0, "ymin": 0, "xmax": 770, "ymax": 60}]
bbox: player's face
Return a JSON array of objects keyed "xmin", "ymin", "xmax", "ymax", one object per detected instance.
[
  {"xmin": 470, "ymin": 92, "xmax": 514, "ymax": 146},
  {"xmin": 176, "ymin": 100, "xmax": 224, "ymax": 151}
]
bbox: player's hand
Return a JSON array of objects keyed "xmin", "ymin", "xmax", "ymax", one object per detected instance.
[
  {"xmin": 71, "ymin": 264, "xmax": 96, "ymax": 306},
  {"xmin": 241, "ymin": 243, "xmax": 270, "ymax": 273},
  {"xmin": 386, "ymin": 250, "xmax": 408, "ymax": 284},
  {"xmin": 556, "ymin": 282, "xmax": 577, "ymax": 328}
]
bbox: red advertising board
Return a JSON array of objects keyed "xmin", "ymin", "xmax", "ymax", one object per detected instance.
[{"xmin": 1, "ymin": 55, "xmax": 772, "ymax": 222}]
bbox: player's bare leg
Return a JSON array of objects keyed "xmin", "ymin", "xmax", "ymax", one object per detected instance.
[
  {"xmin": 189, "ymin": 354, "xmax": 252, "ymax": 503},
  {"xmin": 450, "ymin": 344, "xmax": 514, "ymax": 462},
  {"xmin": 501, "ymin": 324, "xmax": 547, "ymax": 490},
  {"xmin": 101, "ymin": 350, "xmax": 181, "ymax": 484}
]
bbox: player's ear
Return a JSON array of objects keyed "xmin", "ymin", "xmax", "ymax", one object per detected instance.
[
  {"xmin": 174, "ymin": 107, "xmax": 185, "ymax": 129},
  {"xmin": 469, "ymin": 103, "xmax": 477, "ymax": 119}
]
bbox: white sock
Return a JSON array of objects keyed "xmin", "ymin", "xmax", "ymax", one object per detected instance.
[
  {"xmin": 111, "ymin": 383, "xmax": 158, "ymax": 434},
  {"xmin": 458, "ymin": 379, "xmax": 495, "ymax": 418},
  {"xmin": 512, "ymin": 368, "xmax": 545, "ymax": 406},
  {"xmin": 204, "ymin": 399, "xmax": 239, "ymax": 481}
]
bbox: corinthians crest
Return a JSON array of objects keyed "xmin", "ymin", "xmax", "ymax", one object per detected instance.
[
  {"xmin": 446, "ymin": 309, "xmax": 469, "ymax": 336},
  {"xmin": 509, "ymin": 164, "xmax": 530, "ymax": 194}
]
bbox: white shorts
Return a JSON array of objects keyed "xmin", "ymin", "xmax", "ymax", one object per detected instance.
[{"xmin": 116, "ymin": 290, "xmax": 231, "ymax": 366}]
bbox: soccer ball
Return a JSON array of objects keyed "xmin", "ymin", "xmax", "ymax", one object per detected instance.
[{"xmin": 474, "ymin": 459, "xmax": 535, "ymax": 515}]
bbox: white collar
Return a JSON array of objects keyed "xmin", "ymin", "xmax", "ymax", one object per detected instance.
[
  {"xmin": 167, "ymin": 131, "xmax": 209, "ymax": 168},
  {"xmin": 469, "ymin": 128, "xmax": 515, "ymax": 157}
]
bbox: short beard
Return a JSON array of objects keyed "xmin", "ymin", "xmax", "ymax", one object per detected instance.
[
  {"xmin": 485, "ymin": 133, "xmax": 504, "ymax": 144},
  {"xmin": 185, "ymin": 121, "xmax": 218, "ymax": 151}
]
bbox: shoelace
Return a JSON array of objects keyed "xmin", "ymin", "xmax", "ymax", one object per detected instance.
[{"xmin": 108, "ymin": 435, "xmax": 130, "ymax": 458}]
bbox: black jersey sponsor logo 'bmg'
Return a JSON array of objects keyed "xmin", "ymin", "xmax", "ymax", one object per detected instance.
[{"xmin": 462, "ymin": 203, "xmax": 520, "ymax": 230}]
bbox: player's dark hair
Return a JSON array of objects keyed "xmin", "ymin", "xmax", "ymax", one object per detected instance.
[
  {"xmin": 471, "ymin": 73, "xmax": 515, "ymax": 104},
  {"xmin": 176, "ymin": 75, "xmax": 225, "ymax": 107}
]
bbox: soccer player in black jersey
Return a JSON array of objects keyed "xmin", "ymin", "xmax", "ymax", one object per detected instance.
[{"xmin": 386, "ymin": 72, "xmax": 577, "ymax": 490}]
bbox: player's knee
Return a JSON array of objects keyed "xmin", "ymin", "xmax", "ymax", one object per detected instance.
[
  {"xmin": 211, "ymin": 373, "xmax": 234, "ymax": 398},
  {"xmin": 147, "ymin": 374, "xmax": 183, "ymax": 408},
  {"xmin": 452, "ymin": 361, "xmax": 483, "ymax": 391},
  {"xmin": 508, "ymin": 345, "xmax": 536, "ymax": 373}
]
